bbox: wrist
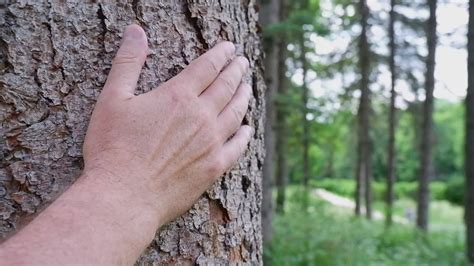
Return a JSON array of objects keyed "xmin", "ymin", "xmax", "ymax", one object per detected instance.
[{"xmin": 75, "ymin": 169, "xmax": 164, "ymax": 241}]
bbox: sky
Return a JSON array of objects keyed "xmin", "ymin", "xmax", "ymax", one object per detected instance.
[
  {"xmin": 432, "ymin": 1, "xmax": 468, "ymax": 101},
  {"xmin": 309, "ymin": 0, "xmax": 469, "ymax": 105}
]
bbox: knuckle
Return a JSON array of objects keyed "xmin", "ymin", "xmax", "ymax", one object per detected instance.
[
  {"xmin": 207, "ymin": 157, "xmax": 225, "ymax": 177},
  {"xmin": 210, "ymin": 132, "xmax": 222, "ymax": 146},
  {"xmin": 231, "ymin": 105, "xmax": 245, "ymax": 123},
  {"xmin": 169, "ymin": 88, "xmax": 194, "ymax": 108},
  {"xmin": 238, "ymin": 139, "xmax": 248, "ymax": 155},
  {"xmin": 197, "ymin": 108, "xmax": 214, "ymax": 126},
  {"xmin": 113, "ymin": 50, "xmax": 145, "ymax": 66},
  {"xmin": 202, "ymin": 57, "xmax": 220, "ymax": 76},
  {"xmin": 168, "ymin": 89, "xmax": 184, "ymax": 106},
  {"xmin": 218, "ymin": 76, "xmax": 236, "ymax": 98}
]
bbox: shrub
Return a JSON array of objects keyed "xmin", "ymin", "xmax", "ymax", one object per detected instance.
[
  {"xmin": 395, "ymin": 182, "xmax": 417, "ymax": 199},
  {"xmin": 311, "ymin": 179, "xmax": 448, "ymax": 202},
  {"xmin": 431, "ymin": 181, "xmax": 447, "ymax": 201},
  {"xmin": 267, "ymin": 187, "xmax": 466, "ymax": 266},
  {"xmin": 445, "ymin": 175, "xmax": 464, "ymax": 205}
]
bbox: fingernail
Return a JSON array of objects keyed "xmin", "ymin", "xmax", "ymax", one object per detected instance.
[
  {"xmin": 225, "ymin": 41, "xmax": 236, "ymax": 54},
  {"xmin": 218, "ymin": 41, "xmax": 235, "ymax": 57},
  {"xmin": 124, "ymin": 25, "xmax": 144, "ymax": 40},
  {"xmin": 239, "ymin": 56, "xmax": 249, "ymax": 69}
]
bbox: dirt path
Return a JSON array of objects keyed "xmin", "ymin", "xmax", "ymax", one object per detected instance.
[{"xmin": 313, "ymin": 188, "xmax": 410, "ymax": 224}]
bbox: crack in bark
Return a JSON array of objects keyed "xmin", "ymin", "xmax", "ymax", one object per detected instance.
[
  {"xmin": 97, "ymin": 3, "xmax": 107, "ymax": 50},
  {"xmin": 251, "ymin": 73, "xmax": 259, "ymax": 105},
  {"xmin": 131, "ymin": 0, "xmax": 144, "ymax": 26},
  {"xmin": 184, "ymin": 2, "xmax": 208, "ymax": 49},
  {"xmin": 0, "ymin": 39, "xmax": 12, "ymax": 73}
]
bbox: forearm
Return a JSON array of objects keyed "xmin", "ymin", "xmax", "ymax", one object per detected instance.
[{"xmin": 0, "ymin": 171, "xmax": 161, "ymax": 265}]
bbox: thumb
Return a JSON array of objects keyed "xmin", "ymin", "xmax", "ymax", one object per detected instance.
[{"xmin": 102, "ymin": 24, "xmax": 148, "ymax": 97}]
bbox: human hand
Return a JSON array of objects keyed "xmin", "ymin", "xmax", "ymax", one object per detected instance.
[{"xmin": 83, "ymin": 24, "xmax": 252, "ymax": 226}]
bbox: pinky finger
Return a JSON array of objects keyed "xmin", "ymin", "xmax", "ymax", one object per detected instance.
[{"xmin": 219, "ymin": 125, "xmax": 253, "ymax": 171}]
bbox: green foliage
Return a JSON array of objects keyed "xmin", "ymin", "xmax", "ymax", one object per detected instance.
[
  {"xmin": 394, "ymin": 106, "xmax": 419, "ymax": 182},
  {"xmin": 310, "ymin": 179, "xmax": 448, "ymax": 203},
  {"xmin": 433, "ymin": 102, "xmax": 465, "ymax": 179},
  {"xmin": 266, "ymin": 187, "xmax": 467, "ymax": 266},
  {"xmin": 431, "ymin": 182, "xmax": 448, "ymax": 201},
  {"xmin": 445, "ymin": 175, "xmax": 465, "ymax": 206},
  {"xmin": 286, "ymin": 100, "xmax": 464, "ymax": 186}
]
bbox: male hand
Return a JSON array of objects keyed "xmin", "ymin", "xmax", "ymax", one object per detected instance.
[{"xmin": 83, "ymin": 24, "xmax": 252, "ymax": 225}]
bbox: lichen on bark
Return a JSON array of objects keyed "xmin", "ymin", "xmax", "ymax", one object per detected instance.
[{"xmin": 0, "ymin": 1, "xmax": 265, "ymax": 264}]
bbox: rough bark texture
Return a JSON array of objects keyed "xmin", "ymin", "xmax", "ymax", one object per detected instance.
[
  {"xmin": 260, "ymin": 0, "xmax": 280, "ymax": 248},
  {"xmin": 0, "ymin": 1, "xmax": 265, "ymax": 264},
  {"xmin": 275, "ymin": 0, "xmax": 288, "ymax": 215},
  {"xmin": 417, "ymin": 0, "xmax": 437, "ymax": 232},
  {"xmin": 355, "ymin": 0, "xmax": 372, "ymax": 219},
  {"xmin": 386, "ymin": 0, "xmax": 397, "ymax": 227},
  {"xmin": 466, "ymin": 0, "xmax": 474, "ymax": 262}
]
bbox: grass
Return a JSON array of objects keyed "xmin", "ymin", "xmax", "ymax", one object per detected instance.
[{"xmin": 266, "ymin": 186, "xmax": 467, "ymax": 266}]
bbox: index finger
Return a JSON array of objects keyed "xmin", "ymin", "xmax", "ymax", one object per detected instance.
[{"xmin": 172, "ymin": 42, "xmax": 235, "ymax": 95}]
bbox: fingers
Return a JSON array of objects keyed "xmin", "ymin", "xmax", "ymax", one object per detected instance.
[
  {"xmin": 102, "ymin": 24, "xmax": 148, "ymax": 98},
  {"xmin": 173, "ymin": 42, "xmax": 236, "ymax": 95},
  {"xmin": 217, "ymin": 83, "xmax": 251, "ymax": 140},
  {"xmin": 200, "ymin": 56, "xmax": 249, "ymax": 112},
  {"xmin": 218, "ymin": 125, "xmax": 253, "ymax": 171}
]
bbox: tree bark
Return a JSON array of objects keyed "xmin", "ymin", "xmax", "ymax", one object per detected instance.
[
  {"xmin": 355, "ymin": 0, "xmax": 373, "ymax": 219},
  {"xmin": 465, "ymin": 0, "xmax": 474, "ymax": 262},
  {"xmin": 417, "ymin": 0, "xmax": 437, "ymax": 232},
  {"xmin": 260, "ymin": 0, "xmax": 281, "ymax": 248},
  {"xmin": 0, "ymin": 1, "xmax": 265, "ymax": 264},
  {"xmin": 386, "ymin": 0, "xmax": 397, "ymax": 227},
  {"xmin": 275, "ymin": 0, "xmax": 289, "ymax": 215}
]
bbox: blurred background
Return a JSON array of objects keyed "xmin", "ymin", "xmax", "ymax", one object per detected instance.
[{"xmin": 259, "ymin": 0, "xmax": 470, "ymax": 264}]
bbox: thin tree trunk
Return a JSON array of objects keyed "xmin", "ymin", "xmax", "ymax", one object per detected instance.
[
  {"xmin": 386, "ymin": 0, "xmax": 397, "ymax": 227},
  {"xmin": 355, "ymin": 145, "xmax": 364, "ymax": 216},
  {"xmin": 0, "ymin": 1, "xmax": 265, "ymax": 264},
  {"xmin": 325, "ymin": 147, "xmax": 335, "ymax": 178},
  {"xmin": 465, "ymin": 0, "xmax": 474, "ymax": 262},
  {"xmin": 300, "ymin": 32, "xmax": 310, "ymax": 208},
  {"xmin": 417, "ymin": 0, "xmax": 437, "ymax": 232},
  {"xmin": 275, "ymin": 0, "xmax": 289, "ymax": 213},
  {"xmin": 356, "ymin": 0, "xmax": 372, "ymax": 219},
  {"xmin": 260, "ymin": 0, "xmax": 281, "ymax": 248}
]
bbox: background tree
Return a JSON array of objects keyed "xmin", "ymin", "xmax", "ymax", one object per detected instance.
[
  {"xmin": 0, "ymin": 1, "xmax": 265, "ymax": 264},
  {"xmin": 465, "ymin": 0, "xmax": 474, "ymax": 262},
  {"xmin": 260, "ymin": 0, "xmax": 281, "ymax": 248},
  {"xmin": 300, "ymin": 11, "xmax": 311, "ymax": 206},
  {"xmin": 386, "ymin": 0, "xmax": 397, "ymax": 226},
  {"xmin": 417, "ymin": 0, "xmax": 437, "ymax": 231},
  {"xmin": 275, "ymin": 0, "xmax": 290, "ymax": 214},
  {"xmin": 355, "ymin": 0, "xmax": 373, "ymax": 219}
]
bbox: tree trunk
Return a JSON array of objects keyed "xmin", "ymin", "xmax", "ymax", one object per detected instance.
[
  {"xmin": 300, "ymin": 32, "xmax": 310, "ymax": 208},
  {"xmin": 260, "ymin": 0, "xmax": 281, "ymax": 248},
  {"xmin": 355, "ymin": 145, "xmax": 364, "ymax": 216},
  {"xmin": 0, "ymin": 1, "xmax": 265, "ymax": 264},
  {"xmin": 465, "ymin": 0, "xmax": 474, "ymax": 262},
  {"xmin": 356, "ymin": 0, "xmax": 372, "ymax": 219},
  {"xmin": 417, "ymin": 0, "xmax": 437, "ymax": 232},
  {"xmin": 386, "ymin": 0, "xmax": 397, "ymax": 227},
  {"xmin": 275, "ymin": 0, "xmax": 289, "ymax": 215}
]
